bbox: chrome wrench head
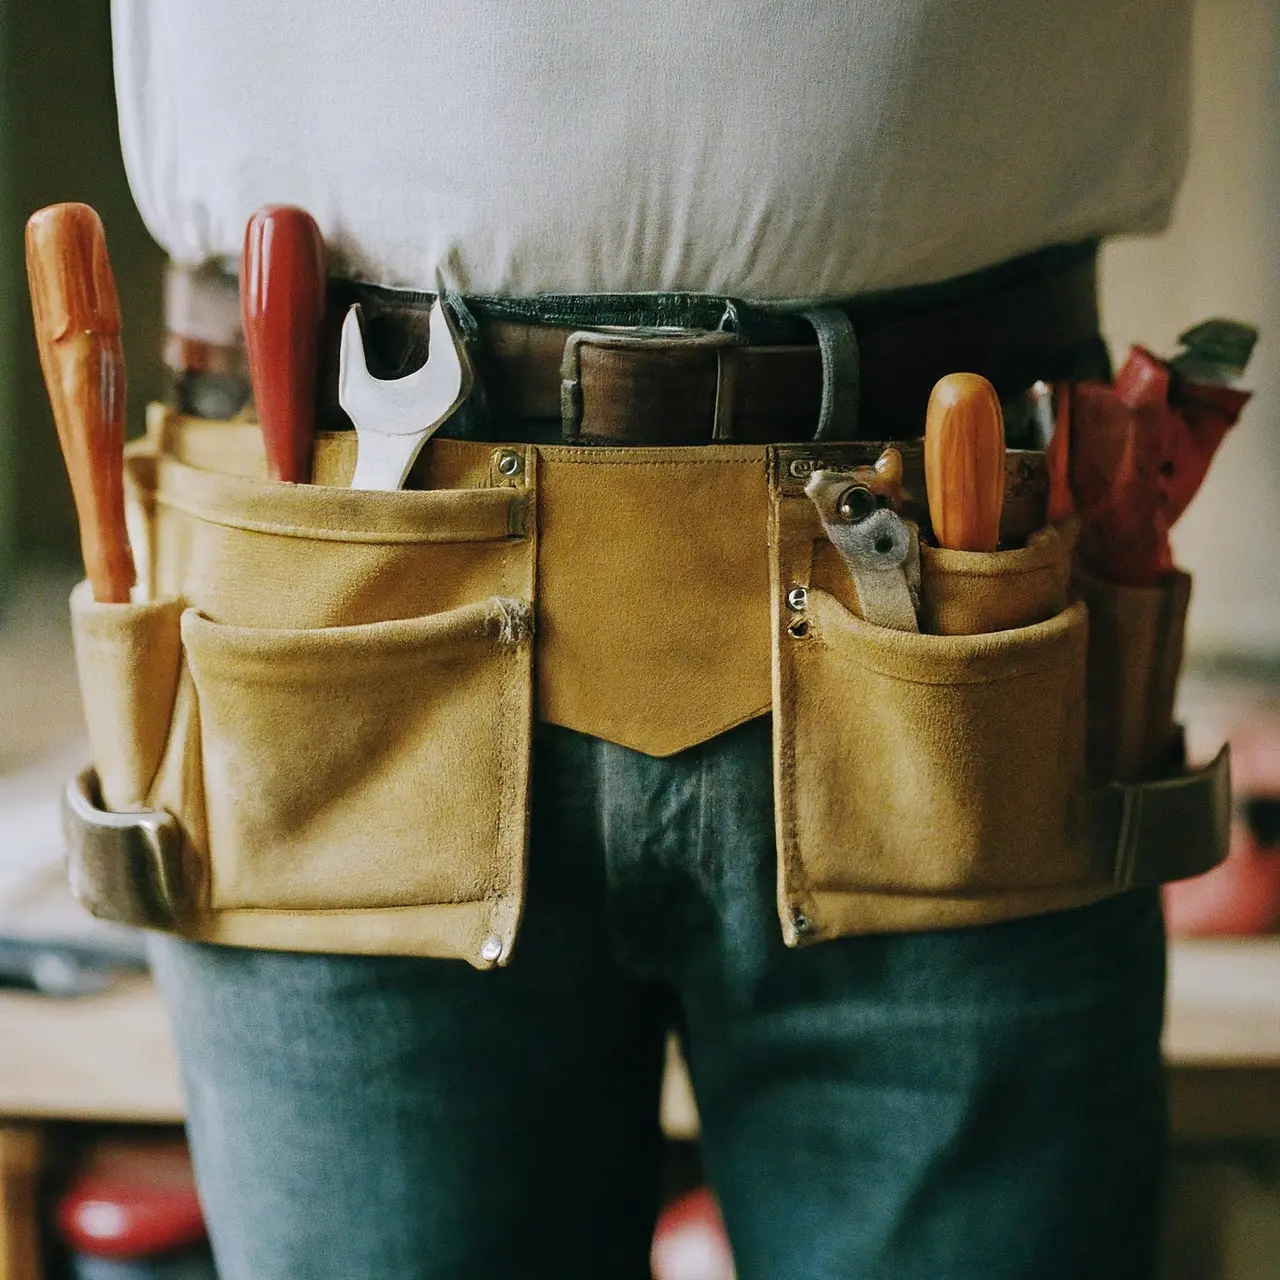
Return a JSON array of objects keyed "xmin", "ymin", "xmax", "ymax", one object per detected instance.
[{"xmin": 338, "ymin": 299, "xmax": 473, "ymax": 490}]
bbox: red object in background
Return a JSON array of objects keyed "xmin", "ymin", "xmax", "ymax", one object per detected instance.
[
  {"xmin": 1059, "ymin": 346, "xmax": 1250, "ymax": 587},
  {"xmin": 1164, "ymin": 726, "xmax": 1280, "ymax": 937},
  {"xmin": 652, "ymin": 1186, "xmax": 736, "ymax": 1280},
  {"xmin": 57, "ymin": 1134, "xmax": 207, "ymax": 1259}
]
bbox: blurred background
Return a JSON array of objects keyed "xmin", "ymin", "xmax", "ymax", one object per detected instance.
[
  {"xmin": 1104, "ymin": 0, "xmax": 1280, "ymax": 667},
  {"xmin": 0, "ymin": 0, "xmax": 164, "ymax": 593},
  {"xmin": 0, "ymin": 2, "xmax": 1278, "ymax": 1279}
]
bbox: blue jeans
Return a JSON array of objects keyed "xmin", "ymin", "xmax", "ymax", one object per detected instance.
[{"xmin": 151, "ymin": 718, "xmax": 1167, "ymax": 1280}]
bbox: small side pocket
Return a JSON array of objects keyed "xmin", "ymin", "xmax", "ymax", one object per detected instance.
[
  {"xmin": 918, "ymin": 525, "xmax": 1072, "ymax": 635},
  {"xmin": 774, "ymin": 593, "xmax": 1089, "ymax": 912},
  {"xmin": 69, "ymin": 581, "xmax": 184, "ymax": 811},
  {"xmin": 63, "ymin": 767, "xmax": 186, "ymax": 927},
  {"xmin": 181, "ymin": 596, "xmax": 533, "ymax": 916},
  {"xmin": 1077, "ymin": 569, "xmax": 1191, "ymax": 784}
]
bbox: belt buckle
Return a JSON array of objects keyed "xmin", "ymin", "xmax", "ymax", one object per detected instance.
[{"xmin": 559, "ymin": 326, "xmax": 740, "ymax": 442}]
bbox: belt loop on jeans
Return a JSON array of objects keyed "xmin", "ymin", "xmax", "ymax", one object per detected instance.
[
  {"xmin": 801, "ymin": 307, "xmax": 860, "ymax": 440},
  {"xmin": 559, "ymin": 327, "xmax": 742, "ymax": 442}
]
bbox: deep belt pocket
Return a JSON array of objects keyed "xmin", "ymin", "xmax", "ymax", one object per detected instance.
[
  {"xmin": 769, "ymin": 447, "xmax": 1093, "ymax": 940},
  {"xmin": 774, "ymin": 591, "xmax": 1089, "ymax": 904},
  {"xmin": 181, "ymin": 597, "xmax": 533, "ymax": 915}
]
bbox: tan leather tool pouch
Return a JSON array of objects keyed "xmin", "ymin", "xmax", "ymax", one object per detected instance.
[
  {"xmin": 770, "ymin": 441, "xmax": 1229, "ymax": 944},
  {"xmin": 770, "ymin": 451, "xmax": 1101, "ymax": 943},
  {"xmin": 768, "ymin": 450, "xmax": 1100, "ymax": 942},
  {"xmin": 772, "ymin": 602, "xmax": 1093, "ymax": 939},
  {"xmin": 65, "ymin": 413, "xmax": 1230, "ymax": 962},
  {"xmin": 67, "ymin": 409, "xmax": 535, "ymax": 967}
]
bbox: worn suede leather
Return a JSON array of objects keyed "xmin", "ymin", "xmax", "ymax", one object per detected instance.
[
  {"xmin": 71, "ymin": 407, "xmax": 1218, "ymax": 962},
  {"xmin": 769, "ymin": 470, "xmax": 1107, "ymax": 944},
  {"xmin": 149, "ymin": 414, "xmax": 771, "ymax": 757},
  {"xmin": 1078, "ymin": 568, "xmax": 1192, "ymax": 784},
  {"xmin": 535, "ymin": 446, "xmax": 772, "ymax": 754},
  {"xmin": 773, "ymin": 594, "xmax": 1094, "ymax": 940},
  {"xmin": 183, "ymin": 599, "xmax": 532, "ymax": 915},
  {"xmin": 918, "ymin": 525, "xmax": 1072, "ymax": 636},
  {"xmin": 90, "ymin": 408, "xmax": 537, "ymax": 967},
  {"xmin": 69, "ymin": 582, "xmax": 184, "ymax": 811}
]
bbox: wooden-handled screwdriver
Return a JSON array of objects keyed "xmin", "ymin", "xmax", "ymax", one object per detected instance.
[
  {"xmin": 924, "ymin": 373, "xmax": 1006, "ymax": 551},
  {"xmin": 25, "ymin": 203, "xmax": 135, "ymax": 604},
  {"xmin": 240, "ymin": 206, "xmax": 327, "ymax": 483}
]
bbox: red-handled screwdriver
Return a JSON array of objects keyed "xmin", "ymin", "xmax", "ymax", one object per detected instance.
[{"xmin": 240, "ymin": 206, "xmax": 327, "ymax": 483}]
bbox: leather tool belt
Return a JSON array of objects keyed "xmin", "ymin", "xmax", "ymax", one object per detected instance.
[
  {"xmin": 169, "ymin": 241, "xmax": 1106, "ymax": 444},
  {"xmin": 64, "ymin": 399, "xmax": 1230, "ymax": 967}
]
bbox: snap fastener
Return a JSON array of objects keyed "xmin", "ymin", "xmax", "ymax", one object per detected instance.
[
  {"xmin": 785, "ymin": 586, "xmax": 808, "ymax": 612},
  {"xmin": 495, "ymin": 450, "xmax": 523, "ymax": 477},
  {"xmin": 480, "ymin": 935, "xmax": 504, "ymax": 963}
]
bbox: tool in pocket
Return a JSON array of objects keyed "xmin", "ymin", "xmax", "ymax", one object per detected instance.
[
  {"xmin": 924, "ymin": 372, "xmax": 1006, "ymax": 553},
  {"xmin": 26, "ymin": 202, "xmax": 134, "ymax": 603},
  {"xmin": 805, "ymin": 447, "xmax": 921, "ymax": 632},
  {"xmin": 338, "ymin": 297, "xmax": 473, "ymax": 490},
  {"xmin": 240, "ymin": 205, "xmax": 327, "ymax": 484}
]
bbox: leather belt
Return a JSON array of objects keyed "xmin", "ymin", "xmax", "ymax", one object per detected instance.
[{"xmin": 167, "ymin": 241, "xmax": 1105, "ymax": 445}]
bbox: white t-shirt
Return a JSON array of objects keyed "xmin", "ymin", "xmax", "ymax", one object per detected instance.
[{"xmin": 113, "ymin": 0, "xmax": 1191, "ymax": 300}]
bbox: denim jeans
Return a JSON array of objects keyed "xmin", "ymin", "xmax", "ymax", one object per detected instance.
[{"xmin": 151, "ymin": 717, "xmax": 1167, "ymax": 1280}]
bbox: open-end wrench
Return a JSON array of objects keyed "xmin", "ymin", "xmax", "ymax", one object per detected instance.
[{"xmin": 337, "ymin": 299, "xmax": 473, "ymax": 490}]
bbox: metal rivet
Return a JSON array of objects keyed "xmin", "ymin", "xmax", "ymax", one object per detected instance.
[
  {"xmin": 792, "ymin": 909, "xmax": 811, "ymax": 934},
  {"xmin": 785, "ymin": 586, "xmax": 808, "ymax": 612},
  {"xmin": 480, "ymin": 935, "xmax": 504, "ymax": 963},
  {"xmin": 787, "ymin": 619, "xmax": 809, "ymax": 639},
  {"xmin": 835, "ymin": 485, "xmax": 877, "ymax": 524},
  {"xmin": 788, "ymin": 458, "xmax": 817, "ymax": 478},
  {"xmin": 495, "ymin": 450, "xmax": 523, "ymax": 477}
]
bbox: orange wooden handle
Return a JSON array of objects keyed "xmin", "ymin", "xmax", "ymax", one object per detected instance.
[
  {"xmin": 924, "ymin": 373, "xmax": 1006, "ymax": 552},
  {"xmin": 25, "ymin": 203, "xmax": 134, "ymax": 603},
  {"xmin": 241, "ymin": 206, "xmax": 326, "ymax": 483}
]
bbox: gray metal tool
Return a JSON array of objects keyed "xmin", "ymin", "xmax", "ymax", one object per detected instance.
[
  {"xmin": 805, "ymin": 470, "xmax": 921, "ymax": 632},
  {"xmin": 338, "ymin": 298, "xmax": 472, "ymax": 490}
]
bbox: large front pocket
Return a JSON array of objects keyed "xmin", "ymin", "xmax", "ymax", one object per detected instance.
[
  {"xmin": 774, "ymin": 590, "xmax": 1090, "ymax": 931},
  {"xmin": 182, "ymin": 596, "xmax": 533, "ymax": 915}
]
